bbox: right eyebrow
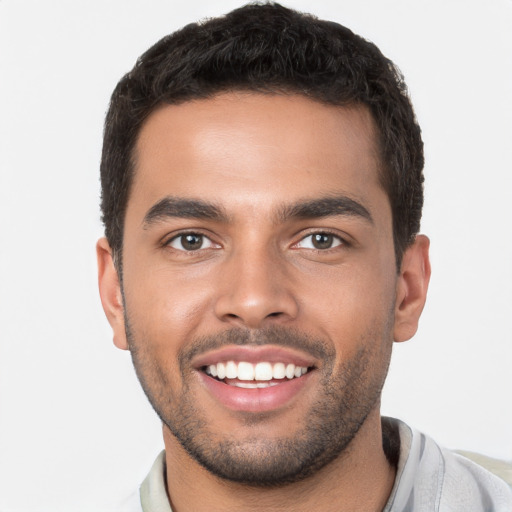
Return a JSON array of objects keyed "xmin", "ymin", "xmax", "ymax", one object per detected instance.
[
  {"xmin": 142, "ymin": 196, "xmax": 229, "ymax": 228},
  {"xmin": 277, "ymin": 195, "xmax": 373, "ymax": 224}
]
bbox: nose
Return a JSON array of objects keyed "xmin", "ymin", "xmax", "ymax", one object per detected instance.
[{"xmin": 213, "ymin": 244, "xmax": 299, "ymax": 329}]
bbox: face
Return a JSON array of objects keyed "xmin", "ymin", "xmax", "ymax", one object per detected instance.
[{"xmin": 98, "ymin": 93, "xmax": 427, "ymax": 485}]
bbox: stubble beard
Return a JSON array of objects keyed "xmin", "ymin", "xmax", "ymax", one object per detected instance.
[{"xmin": 126, "ymin": 320, "xmax": 393, "ymax": 487}]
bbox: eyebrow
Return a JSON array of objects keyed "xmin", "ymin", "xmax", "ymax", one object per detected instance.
[
  {"xmin": 143, "ymin": 197, "xmax": 229, "ymax": 227},
  {"xmin": 142, "ymin": 194, "xmax": 372, "ymax": 228},
  {"xmin": 278, "ymin": 195, "xmax": 373, "ymax": 224}
]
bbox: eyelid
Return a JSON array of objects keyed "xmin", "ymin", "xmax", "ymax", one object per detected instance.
[
  {"xmin": 164, "ymin": 230, "xmax": 220, "ymax": 251},
  {"xmin": 292, "ymin": 229, "xmax": 349, "ymax": 250}
]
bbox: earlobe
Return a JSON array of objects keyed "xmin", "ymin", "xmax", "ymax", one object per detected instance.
[
  {"xmin": 393, "ymin": 235, "xmax": 431, "ymax": 343},
  {"xmin": 96, "ymin": 237, "xmax": 129, "ymax": 350}
]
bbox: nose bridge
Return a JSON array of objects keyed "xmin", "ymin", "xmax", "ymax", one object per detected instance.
[{"xmin": 214, "ymin": 236, "xmax": 298, "ymax": 327}]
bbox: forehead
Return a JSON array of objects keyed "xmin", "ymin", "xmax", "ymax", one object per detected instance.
[{"xmin": 130, "ymin": 93, "xmax": 386, "ymax": 221}]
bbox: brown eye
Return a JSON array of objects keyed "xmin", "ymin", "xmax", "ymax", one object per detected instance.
[
  {"xmin": 312, "ymin": 233, "xmax": 334, "ymax": 249},
  {"xmin": 295, "ymin": 232, "xmax": 343, "ymax": 250},
  {"xmin": 168, "ymin": 233, "xmax": 214, "ymax": 251},
  {"xmin": 181, "ymin": 234, "xmax": 203, "ymax": 250}
]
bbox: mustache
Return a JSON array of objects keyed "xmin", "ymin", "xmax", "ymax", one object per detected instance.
[{"xmin": 179, "ymin": 325, "xmax": 334, "ymax": 369}]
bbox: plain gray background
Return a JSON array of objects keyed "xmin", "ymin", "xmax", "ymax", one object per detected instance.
[{"xmin": 1, "ymin": 1, "xmax": 511, "ymax": 510}]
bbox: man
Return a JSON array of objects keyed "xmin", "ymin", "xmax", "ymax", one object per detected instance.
[{"xmin": 96, "ymin": 3, "xmax": 512, "ymax": 511}]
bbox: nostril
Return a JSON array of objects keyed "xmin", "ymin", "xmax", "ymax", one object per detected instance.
[{"xmin": 214, "ymin": 289, "xmax": 299, "ymax": 327}]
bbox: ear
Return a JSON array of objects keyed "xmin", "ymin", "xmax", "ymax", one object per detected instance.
[
  {"xmin": 394, "ymin": 235, "xmax": 431, "ymax": 343},
  {"xmin": 96, "ymin": 237, "xmax": 129, "ymax": 350}
]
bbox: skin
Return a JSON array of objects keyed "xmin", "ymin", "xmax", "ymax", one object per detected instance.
[{"xmin": 97, "ymin": 93, "xmax": 430, "ymax": 512}]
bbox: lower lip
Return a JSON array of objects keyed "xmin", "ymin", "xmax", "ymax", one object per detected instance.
[{"xmin": 198, "ymin": 372, "xmax": 313, "ymax": 412}]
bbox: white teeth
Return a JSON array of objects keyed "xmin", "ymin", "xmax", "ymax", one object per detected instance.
[
  {"xmin": 254, "ymin": 362, "xmax": 273, "ymax": 381},
  {"xmin": 231, "ymin": 381, "xmax": 258, "ymax": 389},
  {"xmin": 216, "ymin": 362, "xmax": 226, "ymax": 380},
  {"xmin": 228, "ymin": 381, "xmax": 280, "ymax": 388},
  {"xmin": 237, "ymin": 361, "xmax": 255, "ymax": 380},
  {"xmin": 225, "ymin": 361, "xmax": 237, "ymax": 379},
  {"xmin": 205, "ymin": 360, "xmax": 310, "ymax": 382},
  {"xmin": 272, "ymin": 362, "xmax": 286, "ymax": 379}
]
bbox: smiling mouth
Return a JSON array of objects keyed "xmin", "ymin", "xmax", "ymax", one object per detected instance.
[{"xmin": 202, "ymin": 361, "xmax": 314, "ymax": 388}]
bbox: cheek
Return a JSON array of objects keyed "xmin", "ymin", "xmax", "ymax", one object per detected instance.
[
  {"xmin": 121, "ymin": 261, "xmax": 216, "ymax": 372},
  {"xmin": 297, "ymin": 261, "xmax": 396, "ymax": 349}
]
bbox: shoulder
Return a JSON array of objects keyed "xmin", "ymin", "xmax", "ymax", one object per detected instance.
[
  {"xmin": 440, "ymin": 448, "xmax": 512, "ymax": 510},
  {"xmin": 454, "ymin": 450, "xmax": 512, "ymax": 487},
  {"xmin": 384, "ymin": 418, "xmax": 512, "ymax": 512}
]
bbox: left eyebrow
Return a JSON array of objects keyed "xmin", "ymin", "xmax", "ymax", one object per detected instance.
[
  {"xmin": 142, "ymin": 196, "xmax": 229, "ymax": 228},
  {"xmin": 277, "ymin": 195, "xmax": 373, "ymax": 224}
]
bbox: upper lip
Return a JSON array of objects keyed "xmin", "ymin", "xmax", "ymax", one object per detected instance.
[{"xmin": 192, "ymin": 345, "xmax": 318, "ymax": 370}]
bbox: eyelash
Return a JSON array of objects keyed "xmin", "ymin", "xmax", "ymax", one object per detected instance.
[
  {"xmin": 165, "ymin": 231, "xmax": 218, "ymax": 252},
  {"xmin": 293, "ymin": 230, "xmax": 348, "ymax": 251}
]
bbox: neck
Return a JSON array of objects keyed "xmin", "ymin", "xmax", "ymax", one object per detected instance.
[{"xmin": 163, "ymin": 409, "xmax": 396, "ymax": 512}]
